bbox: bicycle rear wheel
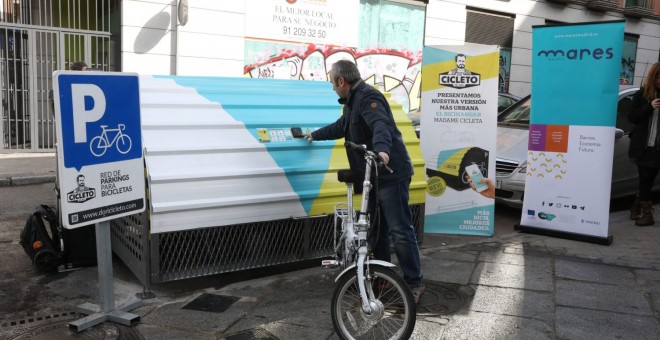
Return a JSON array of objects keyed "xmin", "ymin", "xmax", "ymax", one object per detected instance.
[{"xmin": 331, "ymin": 264, "xmax": 416, "ymax": 340}]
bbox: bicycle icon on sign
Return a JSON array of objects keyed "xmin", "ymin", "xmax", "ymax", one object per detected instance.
[{"xmin": 89, "ymin": 124, "xmax": 133, "ymax": 157}]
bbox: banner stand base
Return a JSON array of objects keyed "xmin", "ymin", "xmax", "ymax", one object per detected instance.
[{"xmin": 514, "ymin": 224, "xmax": 613, "ymax": 246}]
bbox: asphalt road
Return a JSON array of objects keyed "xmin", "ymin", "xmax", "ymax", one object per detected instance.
[{"xmin": 0, "ymin": 182, "xmax": 57, "ymax": 219}]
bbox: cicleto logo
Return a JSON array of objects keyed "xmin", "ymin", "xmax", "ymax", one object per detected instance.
[
  {"xmin": 537, "ymin": 47, "xmax": 614, "ymax": 61},
  {"xmin": 438, "ymin": 54, "xmax": 481, "ymax": 89},
  {"xmin": 67, "ymin": 174, "xmax": 96, "ymax": 203}
]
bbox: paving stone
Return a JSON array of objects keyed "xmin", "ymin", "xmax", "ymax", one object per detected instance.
[
  {"xmin": 470, "ymin": 262, "xmax": 553, "ymax": 291},
  {"xmin": 556, "ymin": 306, "xmax": 660, "ymax": 340},
  {"xmin": 638, "ymin": 279, "xmax": 660, "ymax": 294},
  {"xmin": 478, "ymin": 251, "xmax": 552, "ymax": 268},
  {"xmin": 469, "ymin": 286, "xmax": 554, "ymax": 324},
  {"xmin": 422, "ymin": 259, "xmax": 475, "ymax": 285},
  {"xmin": 427, "ymin": 249, "xmax": 478, "ymax": 263},
  {"xmin": 555, "ymin": 259, "xmax": 637, "ymax": 287},
  {"xmin": 441, "ymin": 311, "xmax": 553, "ymax": 340},
  {"xmin": 556, "ymin": 279, "xmax": 653, "ymax": 316},
  {"xmin": 635, "ymin": 269, "xmax": 660, "ymax": 281}
]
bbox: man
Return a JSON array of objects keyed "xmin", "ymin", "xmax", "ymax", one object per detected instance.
[
  {"xmin": 71, "ymin": 61, "xmax": 88, "ymax": 71},
  {"xmin": 73, "ymin": 174, "xmax": 90, "ymax": 193},
  {"xmin": 306, "ymin": 60, "xmax": 425, "ymax": 302},
  {"xmin": 448, "ymin": 54, "xmax": 471, "ymax": 75}
]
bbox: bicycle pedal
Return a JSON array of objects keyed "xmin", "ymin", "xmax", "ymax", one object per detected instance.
[{"xmin": 322, "ymin": 260, "xmax": 339, "ymax": 269}]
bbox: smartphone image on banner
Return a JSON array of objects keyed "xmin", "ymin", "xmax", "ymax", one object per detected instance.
[{"xmin": 465, "ymin": 164, "xmax": 488, "ymax": 193}]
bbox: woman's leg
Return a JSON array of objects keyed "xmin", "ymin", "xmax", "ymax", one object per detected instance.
[
  {"xmin": 638, "ymin": 165, "xmax": 659, "ymax": 201},
  {"xmin": 636, "ymin": 165, "xmax": 659, "ymax": 226}
]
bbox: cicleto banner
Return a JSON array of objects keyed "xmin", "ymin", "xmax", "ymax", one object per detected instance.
[
  {"xmin": 519, "ymin": 21, "xmax": 625, "ymax": 244},
  {"xmin": 421, "ymin": 44, "xmax": 499, "ymax": 236}
]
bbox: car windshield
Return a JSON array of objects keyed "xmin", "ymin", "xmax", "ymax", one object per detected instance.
[{"xmin": 498, "ymin": 96, "xmax": 531, "ymax": 124}]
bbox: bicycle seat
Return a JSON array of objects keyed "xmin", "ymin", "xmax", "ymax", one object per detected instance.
[{"xmin": 337, "ymin": 169, "xmax": 354, "ymax": 183}]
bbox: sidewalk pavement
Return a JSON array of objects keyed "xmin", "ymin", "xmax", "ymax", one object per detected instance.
[
  {"xmin": 0, "ymin": 152, "xmax": 56, "ymax": 186},
  {"xmin": 1, "ymin": 152, "xmax": 660, "ymax": 339}
]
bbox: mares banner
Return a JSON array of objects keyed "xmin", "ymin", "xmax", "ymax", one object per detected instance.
[
  {"xmin": 421, "ymin": 44, "xmax": 499, "ymax": 236},
  {"xmin": 517, "ymin": 21, "xmax": 625, "ymax": 244}
]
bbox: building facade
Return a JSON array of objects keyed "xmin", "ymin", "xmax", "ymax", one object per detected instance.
[{"xmin": 1, "ymin": 0, "xmax": 658, "ymax": 152}]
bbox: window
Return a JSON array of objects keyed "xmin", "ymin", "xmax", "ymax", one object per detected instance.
[
  {"xmin": 621, "ymin": 34, "xmax": 638, "ymax": 85},
  {"xmin": 359, "ymin": 0, "xmax": 425, "ymax": 51}
]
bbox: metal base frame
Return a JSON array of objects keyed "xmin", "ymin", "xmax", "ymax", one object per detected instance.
[
  {"xmin": 69, "ymin": 221, "xmax": 143, "ymax": 333},
  {"xmin": 110, "ymin": 204, "xmax": 425, "ymax": 287}
]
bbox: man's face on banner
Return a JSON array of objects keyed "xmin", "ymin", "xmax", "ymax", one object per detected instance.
[{"xmin": 456, "ymin": 56, "xmax": 466, "ymax": 69}]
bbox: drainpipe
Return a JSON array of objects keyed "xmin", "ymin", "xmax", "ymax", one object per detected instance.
[{"xmin": 175, "ymin": 0, "xmax": 189, "ymax": 75}]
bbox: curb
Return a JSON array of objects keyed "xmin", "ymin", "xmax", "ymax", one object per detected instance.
[{"xmin": 0, "ymin": 175, "xmax": 55, "ymax": 187}]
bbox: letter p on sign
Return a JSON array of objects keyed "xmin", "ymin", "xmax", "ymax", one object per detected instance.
[{"xmin": 72, "ymin": 84, "xmax": 106, "ymax": 143}]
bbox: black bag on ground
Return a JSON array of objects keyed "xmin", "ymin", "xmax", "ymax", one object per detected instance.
[{"xmin": 19, "ymin": 205, "xmax": 62, "ymax": 270}]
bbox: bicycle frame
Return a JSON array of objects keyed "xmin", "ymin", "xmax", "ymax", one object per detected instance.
[
  {"xmin": 327, "ymin": 142, "xmax": 395, "ymax": 314},
  {"xmin": 101, "ymin": 124, "xmax": 126, "ymax": 146},
  {"xmin": 326, "ymin": 142, "xmax": 415, "ymax": 339}
]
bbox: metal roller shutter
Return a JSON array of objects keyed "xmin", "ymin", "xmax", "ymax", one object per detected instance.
[{"xmin": 466, "ymin": 9, "xmax": 514, "ymax": 48}]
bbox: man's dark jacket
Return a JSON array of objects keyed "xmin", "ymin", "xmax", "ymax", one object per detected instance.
[{"xmin": 311, "ymin": 80, "xmax": 413, "ymax": 191}]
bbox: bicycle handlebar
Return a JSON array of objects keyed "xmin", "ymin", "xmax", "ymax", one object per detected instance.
[{"xmin": 344, "ymin": 141, "xmax": 393, "ymax": 174}]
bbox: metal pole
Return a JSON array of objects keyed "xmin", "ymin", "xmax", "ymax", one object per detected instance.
[
  {"xmin": 174, "ymin": 0, "xmax": 178, "ymax": 75},
  {"xmin": 96, "ymin": 220, "xmax": 115, "ymax": 312}
]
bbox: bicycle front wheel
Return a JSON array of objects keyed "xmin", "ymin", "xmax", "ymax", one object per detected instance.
[{"xmin": 331, "ymin": 264, "xmax": 416, "ymax": 340}]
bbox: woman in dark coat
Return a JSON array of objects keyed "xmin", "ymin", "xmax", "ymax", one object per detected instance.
[{"xmin": 628, "ymin": 62, "xmax": 660, "ymax": 226}]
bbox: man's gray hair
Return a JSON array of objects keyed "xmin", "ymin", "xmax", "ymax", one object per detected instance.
[{"xmin": 330, "ymin": 60, "xmax": 361, "ymax": 84}]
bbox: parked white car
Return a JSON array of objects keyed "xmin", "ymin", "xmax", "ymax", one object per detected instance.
[{"xmin": 495, "ymin": 87, "xmax": 657, "ymax": 208}]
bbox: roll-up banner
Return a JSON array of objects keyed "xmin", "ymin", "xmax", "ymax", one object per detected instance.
[
  {"xmin": 421, "ymin": 44, "xmax": 499, "ymax": 236},
  {"xmin": 517, "ymin": 21, "xmax": 625, "ymax": 245}
]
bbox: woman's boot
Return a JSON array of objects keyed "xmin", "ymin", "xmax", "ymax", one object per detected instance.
[
  {"xmin": 635, "ymin": 201, "xmax": 655, "ymax": 226},
  {"xmin": 630, "ymin": 195, "xmax": 642, "ymax": 220}
]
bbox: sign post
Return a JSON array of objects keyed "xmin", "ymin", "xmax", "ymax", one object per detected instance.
[{"xmin": 53, "ymin": 71, "xmax": 146, "ymax": 332}]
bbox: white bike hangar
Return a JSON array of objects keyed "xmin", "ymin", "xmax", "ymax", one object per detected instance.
[
  {"xmin": 108, "ymin": 75, "xmax": 426, "ymax": 290},
  {"xmin": 0, "ymin": 0, "xmax": 120, "ymax": 152}
]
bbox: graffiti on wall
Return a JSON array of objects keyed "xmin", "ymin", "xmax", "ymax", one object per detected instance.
[
  {"xmin": 498, "ymin": 50, "xmax": 511, "ymax": 93},
  {"xmin": 244, "ymin": 43, "xmax": 422, "ymax": 113},
  {"xmin": 620, "ymin": 56, "xmax": 635, "ymax": 85}
]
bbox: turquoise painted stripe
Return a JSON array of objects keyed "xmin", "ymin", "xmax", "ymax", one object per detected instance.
[{"xmin": 156, "ymin": 76, "xmax": 341, "ymax": 214}]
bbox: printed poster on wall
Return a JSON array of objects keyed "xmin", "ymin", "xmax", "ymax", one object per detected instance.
[
  {"xmin": 519, "ymin": 21, "xmax": 625, "ymax": 243},
  {"xmin": 245, "ymin": 0, "xmax": 359, "ymax": 47},
  {"xmin": 421, "ymin": 44, "xmax": 499, "ymax": 236}
]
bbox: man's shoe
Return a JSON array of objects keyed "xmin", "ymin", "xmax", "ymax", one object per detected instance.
[{"xmin": 411, "ymin": 284, "xmax": 425, "ymax": 304}]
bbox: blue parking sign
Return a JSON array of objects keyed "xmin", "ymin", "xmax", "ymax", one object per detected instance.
[
  {"xmin": 57, "ymin": 73, "xmax": 142, "ymax": 171},
  {"xmin": 54, "ymin": 72, "xmax": 145, "ymax": 228}
]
